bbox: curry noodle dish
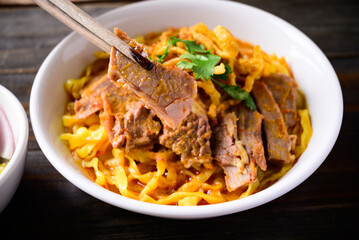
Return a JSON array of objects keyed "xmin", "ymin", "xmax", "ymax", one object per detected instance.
[{"xmin": 61, "ymin": 23, "xmax": 312, "ymax": 206}]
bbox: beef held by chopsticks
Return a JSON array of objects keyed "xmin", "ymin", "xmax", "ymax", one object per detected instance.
[{"xmin": 108, "ymin": 28, "xmax": 197, "ymax": 129}]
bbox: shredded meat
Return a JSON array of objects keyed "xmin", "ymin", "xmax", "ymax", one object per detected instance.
[{"xmin": 108, "ymin": 28, "xmax": 197, "ymax": 129}]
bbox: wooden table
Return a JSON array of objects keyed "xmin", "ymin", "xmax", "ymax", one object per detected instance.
[{"xmin": 0, "ymin": 0, "xmax": 358, "ymax": 239}]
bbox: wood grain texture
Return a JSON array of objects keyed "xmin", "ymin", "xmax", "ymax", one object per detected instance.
[
  {"xmin": 0, "ymin": 0, "xmax": 105, "ymax": 5},
  {"xmin": 0, "ymin": 1, "xmax": 358, "ymax": 239}
]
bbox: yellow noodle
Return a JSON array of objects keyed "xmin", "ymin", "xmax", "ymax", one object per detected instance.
[
  {"xmin": 83, "ymin": 157, "xmax": 106, "ymax": 186},
  {"xmin": 239, "ymin": 45, "xmax": 264, "ymax": 92},
  {"xmin": 65, "ymin": 66, "xmax": 92, "ymax": 99},
  {"xmin": 212, "ymin": 25, "xmax": 240, "ymax": 60},
  {"xmin": 162, "ymin": 57, "xmax": 183, "ymax": 67},
  {"xmin": 157, "ymin": 192, "xmax": 225, "ymax": 205},
  {"xmin": 240, "ymin": 179, "xmax": 260, "ymax": 198},
  {"xmin": 259, "ymin": 163, "xmax": 293, "ymax": 190},
  {"xmin": 295, "ymin": 109, "xmax": 313, "ymax": 157},
  {"xmin": 139, "ymin": 156, "xmax": 166, "ymax": 199},
  {"xmin": 197, "ymin": 80, "xmax": 221, "ymax": 120},
  {"xmin": 178, "ymin": 196, "xmax": 202, "ymax": 206}
]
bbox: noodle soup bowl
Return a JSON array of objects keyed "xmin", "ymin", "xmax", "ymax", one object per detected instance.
[{"xmin": 30, "ymin": 0, "xmax": 343, "ymax": 219}]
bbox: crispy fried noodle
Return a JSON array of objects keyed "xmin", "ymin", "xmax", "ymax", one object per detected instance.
[{"xmin": 61, "ymin": 23, "xmax": 312, "ymax": 206}]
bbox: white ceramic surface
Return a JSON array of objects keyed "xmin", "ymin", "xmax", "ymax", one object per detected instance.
[
  {"xmin": 30, "ymin": 0, "xmax": 343, "ymax": 219},
  {"xmin": 0, "ymin": 85, "xmax": 29, "ymax": 213}
]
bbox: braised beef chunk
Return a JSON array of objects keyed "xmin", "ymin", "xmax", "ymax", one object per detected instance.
[
  {"xmin": 108, "ymin": 28, "xmax": 197, "ymax": 129},
  {"xmin": 112, "ymin": 28, "xmax": 148, "ymax": 58},
  {"xmin": 99, "ymin": 97, "xmax": 115, "ymax": 142},
  {"xmin": 252, "ymin": 81, "xmax": 293, "ymax": 163},
  {"xmin": 212, "ymin": 113, "xmax": 256, "ymax": 191},
  {"xmin": 159, "ymin": 112, "xmax": 212, "ymax": 168},
  {"xmin": 101, "ymin": 82, "xmax": 137, "ymax": 116},
  {"xmin": 262, "ymin": 74, "xmax": 298, "ymax": 130},
  {"xmin": 74, "ymin": 75, "xmax": 111, "ymax": 119},
  {"xmin": 222, "ymin": 163, "xmax": 257, "ymax": 192},
  {"xmin": 74, "ymin": 75, "xmax": 161, "ymax": 151},
  {"xmin": 236, "ymin": 104, "xmax": 266, "ymax": 171},
  {"xmin": 212, "ymin": 113, "xmax": 240, "ymax": 166},
  {"xmin": 112, "ymin": 101, "xmax": 161, "ymax": 151},
  {"xmin": 74, "ymin": 75, "xmax": 137, "ymax": 118}
]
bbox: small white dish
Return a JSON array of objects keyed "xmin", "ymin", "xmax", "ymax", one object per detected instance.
[
  {"xmin": 30, "ymin": 0, "xmax": 342, "ymax": 219},
  {"xmin": 0, "ymin": 85, "xmax": 29, "ymax": 213}
]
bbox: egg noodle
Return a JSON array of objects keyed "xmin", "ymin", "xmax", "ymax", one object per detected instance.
[{"xmin": 61, "ymin": 23, "xmax": 312, "ymax": 206}]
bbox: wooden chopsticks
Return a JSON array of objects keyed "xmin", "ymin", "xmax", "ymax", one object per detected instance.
[{"xmin": 33, "ymin": 0, "xmax": 153, "ymax": 70}]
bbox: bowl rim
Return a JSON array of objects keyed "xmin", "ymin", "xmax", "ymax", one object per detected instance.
[
  {"xmin": 30, "ymin": 0, "xmax": 343, "ymax": 219},
  {"xmin": 0, "ymin": 85, "xmax": 29, "ymax": 185}
]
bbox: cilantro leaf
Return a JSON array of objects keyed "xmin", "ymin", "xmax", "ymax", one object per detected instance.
[
  {"xmin": 177, "ymin": 53, "xmax": 221, "ymax": 80},
  {"xmin": 172, "ymin": 38, "xmax": 208, "ymax": 54},
  {"xmin": 157, "ymin": 37, "xmax": 208, "ymax": 63},
  {"xmin": 177, "ymin": 60, "xmax": 196, "ymax": 70},
  {"xmin": 212, "ymin": 79, "xmax": 256, "ymax": 111}
]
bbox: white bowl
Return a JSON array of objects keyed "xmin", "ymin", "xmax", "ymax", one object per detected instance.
[
  {"xmin": 30, "ymin": 0, "xmax": 343, "ymax": 219},
  {"xmin": 0, "ymin": 85, "xmax": 29, "ymax": 213}
]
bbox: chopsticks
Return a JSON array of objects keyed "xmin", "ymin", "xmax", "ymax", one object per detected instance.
[{"xmin": 33, "ymin": 0, "xmax": 153, "ymax": 70}]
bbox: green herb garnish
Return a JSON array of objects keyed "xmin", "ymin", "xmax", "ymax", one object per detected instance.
[
  {"xmin": 177, "ymin": 53, "xmax": 221, "ymax": 80},
  {"xmin": 157, "ymin": 37, "xmax": 208, "ymax": 63},
  {"xmin": 173, "ymin": 38, "xmax": 209, "ymax": 54},
  {"xmin": 158, "ymin": 37, "xmax": 256, "ymax": 110},
  {"xmin": 212, "ymin": 79, "xmax": 256, "ymax": 111}
]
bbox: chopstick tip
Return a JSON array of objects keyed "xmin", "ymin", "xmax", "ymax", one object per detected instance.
[{"xmin": 130, "ymin": 48, "xmax": 154, "ymax": 71}]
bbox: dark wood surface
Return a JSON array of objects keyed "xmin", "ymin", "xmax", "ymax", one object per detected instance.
[{"xmin": 1, "ymin": 0, "xmax": 358, "ymax": 239}]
